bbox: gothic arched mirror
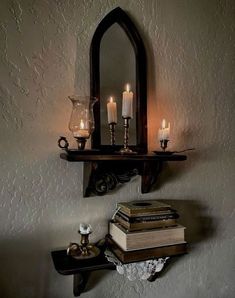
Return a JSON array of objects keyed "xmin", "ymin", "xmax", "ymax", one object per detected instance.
[{"xmin": 90, "ymin": 7, "xmax": 147, "ymax": 153}]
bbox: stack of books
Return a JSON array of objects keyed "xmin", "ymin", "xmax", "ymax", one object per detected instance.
[{"xmin": 107, "ymin": 200, "xmax": 187, "ymax": 263}]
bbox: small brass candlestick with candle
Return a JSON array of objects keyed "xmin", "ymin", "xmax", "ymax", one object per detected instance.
[
  {"xmin": 107, "ymin": 97, "xmax": 117, "ymax": 146},
  {"xmin": 67, "ymin": 223, "xmax": 100, "ymax": 260},
  {"xmin": 120, "ymin": 84, "xmax": 137, "ymax": 154}
]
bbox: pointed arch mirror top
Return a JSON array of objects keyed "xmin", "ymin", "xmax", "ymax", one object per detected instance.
[{"xmin": 90, "ymin": 7, "xmax": 147, "ymax": 153}]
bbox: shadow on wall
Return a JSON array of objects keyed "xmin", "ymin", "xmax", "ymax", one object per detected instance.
[
  {"xmin": 0, "ymin": 234, "xmax": 66, "ymax": 298},
  {"xmin": 160, "ymin": 199, "xmax": 216, "ymax": 245},
  {"xmin": 151, "ymin": 149, "xmax": 198, "ymax": 191},
  {"xmin": 150, "ymin": 198, "xmax": 216, "ymax": 281}
]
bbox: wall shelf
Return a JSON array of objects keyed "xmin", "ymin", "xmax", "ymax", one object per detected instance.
[
  {"xmin": 51, "ymin": 244, "xmax": 115, "ymax": 297},
  {"xmin": 60, "ymin": 151, "xmax": 187, "ymax": 196},
  {"xmin": 51, "ymin": 239, "xmax": 187, "ymax": 296}
]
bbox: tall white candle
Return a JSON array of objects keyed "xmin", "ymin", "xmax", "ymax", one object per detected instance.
[
  {"xmin": 107, "ymin": 96, "xmax": 117, "ymax": 124},
  {"xmin": 122, "ymin": 83, "xmax": 133, "ymax": 118}
]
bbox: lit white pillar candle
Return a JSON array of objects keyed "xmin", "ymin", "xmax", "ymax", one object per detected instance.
[
  {"xmin": 165, "ymin": 122, "xmax": 170, "ymax": 140},
  {"xmin": 107, "ymin": 96, "xmax": 117, "ymax": 124},
  {"xmin": 73, "ymin": 119, "xmax": 90, "ymax": 138},
  {"xmin": 122, "ymin": 83, "xmax": 133, "ymax": 118},
  {"xmin": 158, "ymin": 119, "xmax": 170, "ymax": 140}
]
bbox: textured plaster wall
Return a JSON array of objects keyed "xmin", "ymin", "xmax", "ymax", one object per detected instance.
[{"xmin": 0, "ymin": 1, "xmax": 234, "ymax": 298}]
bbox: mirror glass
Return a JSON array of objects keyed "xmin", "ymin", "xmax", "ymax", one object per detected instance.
[{"xmin": 100, "ymin": 23, "xmax": 136, "ymax": 145}]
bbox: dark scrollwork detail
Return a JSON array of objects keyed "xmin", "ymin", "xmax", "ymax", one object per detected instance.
[{"xmin": 87, "ymin": 163, "xmax": 139, "ymax": 196}]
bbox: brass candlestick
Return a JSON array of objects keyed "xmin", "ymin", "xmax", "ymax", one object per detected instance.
[
  {"xmin": 120, "ymin": 117, "xmax": 136, "ymax": 154},
  {"xmin": 75, "ymin": 137, "xmax": 87, "ymax": 150},
  {"xmin": 67, "ymin": 229, "xmax": 100, "ymax": 260},
  {"xmin": 109, "ymin": 123, "xmax": 116, "ymax": 146},
  {"xmin": 160, "ymin": 139, "xmax": 169, "ymax": 151}
]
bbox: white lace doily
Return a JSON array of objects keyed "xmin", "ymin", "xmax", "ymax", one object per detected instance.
[{"xmin": 105, "ymin": 249, "xmax": 169, "ymax": 281}]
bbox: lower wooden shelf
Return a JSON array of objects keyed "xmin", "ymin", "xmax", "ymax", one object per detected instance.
[
  {"xmin": 51, "ymin": 240, "xmax": 187, "ymax": 296},
  {"xmin": 51, "ymin": 246, "xmax": 115, "ymax": 296}
]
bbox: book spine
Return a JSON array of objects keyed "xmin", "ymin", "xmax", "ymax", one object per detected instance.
[
  {"xmin": 117, "ymin": 211, "xmax": 179, "ymax": 222},
  {"xmin": 114, "ymin": 215, "xmax": 177, "ymax": 231}
]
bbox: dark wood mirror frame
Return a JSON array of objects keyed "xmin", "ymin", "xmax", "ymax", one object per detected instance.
[{"xmin": 90, "ymin": 7, "xmax": 147, "ymax": 153}]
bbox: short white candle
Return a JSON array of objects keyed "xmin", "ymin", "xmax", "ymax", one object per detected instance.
[
  {"xmin": 122, "ymin": 83, "xmax": 133, "ymax": 118},
  {"xmin": 158, "ymin": 119, "xmax": 170, "ymax": 140},
  {"xmin": 162, "ymin": 119, "xmax": 166, "ymax": 129},
  {"xmin": 165, "ymin": 122, "xmax": 170, "ymax": 140},
  {"xmin": 107, "ymin": 97, "xmax": 117, "ymax": 124},
  {"xmin": 73, "ymin": 119, "xmax": 90, "ymax": 138}
]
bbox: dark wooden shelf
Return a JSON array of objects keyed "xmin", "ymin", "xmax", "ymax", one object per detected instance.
[
  {"xmin": 51, "ymin": 249, "xmax": 115, "ymax": 275},
  {"xmin": 59, "ymin": 151, "xmax": 187, "ymax": 196},
  {"xmin": 51, "ymin": 241, "xmax": 187, "ymax": 296},
  {"xmin": 60, "ymin": 152, "xmax": 187, "ymax": 162},
  {"xmin": 51, "ymin": 246, "xmax": 115, "ymax": 296}
]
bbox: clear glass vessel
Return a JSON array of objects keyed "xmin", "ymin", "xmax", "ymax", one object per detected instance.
[{"xmin": 68, "ymin": 95, "xmax": 97, "ymax": 149}]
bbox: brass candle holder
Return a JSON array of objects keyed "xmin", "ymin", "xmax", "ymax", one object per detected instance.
[
  {"xmin": 120, "ymin": 117, "xmax": 136, "ymax": 154},
  {"xmin": 67, "ymin": 225, "xmax": 100, "ymax": 260},
  {"xmin": 160, "ymin": 139, "xmax": 169, "ymax": 151},
  {"xmin": 75, "ymin": 137, "xmax": 87, "ymax": 150},
  {"xmin": 109, "ymin": 122, "xmax": 116, "ymax": 146}
]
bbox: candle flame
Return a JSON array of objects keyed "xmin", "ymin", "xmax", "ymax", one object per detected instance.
[
  {"xmin": 126, "ymin": 83, "xmax": 130, "ymax": 92},
  {"xmin": 109, "ymin": 96, "xmax": 114, "ymax": 103},
  {"xmin": 80, "ymin": 119, "xmax": 85, "ymax": 129}
]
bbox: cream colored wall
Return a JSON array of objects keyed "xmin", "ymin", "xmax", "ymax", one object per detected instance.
[{"xmin": 0, "ymin": 0, "xmax": 234, "ymax": 297}]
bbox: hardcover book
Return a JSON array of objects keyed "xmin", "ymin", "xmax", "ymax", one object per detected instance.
[
  {"xmin": 109, "ymin": 222, "xmax": 186, "ymax": 251},
  {"xmin": 106, "ymin": 235, "xmax": 187, "ymax": 263},
  {"xmin": 116, "ymin": 210, "xmax": 179, "ymax": 222},
  {"xmin": 114, "ymin": 214, "xmax": 177, "ymax": 231},
  {"xmin": 117, "ymin": 200, "xmax": 171, "ymax": 217}
]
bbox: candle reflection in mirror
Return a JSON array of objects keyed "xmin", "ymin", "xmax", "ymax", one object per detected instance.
[
  {"xmin": 107, "ymin": 96, "xmax": 117, "ymax": 145},
  {"xmin": 120, "ymin": 84, "xmax": 136, "ymax": 154},
  {"xmin": 122, "ymin": 83, "xmax": 133, "ymax": 119}
]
